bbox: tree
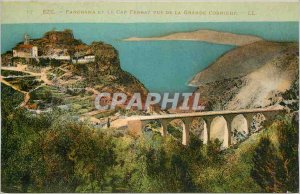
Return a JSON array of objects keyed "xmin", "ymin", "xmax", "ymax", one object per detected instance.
[
  {"xmin": 33, "ymin": 118, "xmax": 116, "ymax": 192},
  {"xmin": 251, "ymin": 117, "xmax": 299, "ymax": 193},
  {"xmin": 277, "ymin": 117, "xmax": 299, "ymax": 192},
  {"xmin": 251, "ymin": 137, "xmax": 285, "ymax": 192},
  {"xmin": 141, "ymin": 134, "xmax": 203, "ymax": 192},
  {"xmin": 1, "ymin": 84, "xmax": 117, "ymax": 192}
]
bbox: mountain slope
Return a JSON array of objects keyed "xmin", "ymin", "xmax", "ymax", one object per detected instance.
[{"xmin": 189, "ymin": 41, "xmax": 298, "ymax": 110}]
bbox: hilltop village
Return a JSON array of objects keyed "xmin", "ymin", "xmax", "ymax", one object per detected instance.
[
  {"xmin": 11, "ymin": 31, "xmax": 95, "ymax": 64},
  {"xmin": 1, "ymin": 29, "xmax": 148, "ymax": 127}
]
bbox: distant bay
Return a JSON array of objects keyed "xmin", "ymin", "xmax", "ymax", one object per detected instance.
[{"xmin": 1, "ymin": 22, "xmax": 298, "ymax": 92}]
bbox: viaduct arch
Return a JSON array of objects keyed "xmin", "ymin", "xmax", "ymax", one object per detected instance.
[{"xmin": 127, "ymin": 108, "xmax": 285, "ymax": 148}]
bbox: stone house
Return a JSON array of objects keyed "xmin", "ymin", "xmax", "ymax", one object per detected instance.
[
  {"xmin": 72, "ymin": 55, "xmax": 95, "ymax": 64},
  {"xmin": 13, "ymin": 44, "xmax": 38, "ymax": 58}
]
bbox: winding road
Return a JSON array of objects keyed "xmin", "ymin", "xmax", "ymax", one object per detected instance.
[{"xmin": 1, "ymin": 65, "xmax": 53, "ymax": 107}]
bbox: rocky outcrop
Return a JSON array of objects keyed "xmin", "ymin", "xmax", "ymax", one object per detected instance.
[
  {"xmin": 69, "ymin": 41, "xmax": 148, "ymax": 98},
  {"xmin": 5, "ymin": 29, "xmax": 148, "ymax": 100}
]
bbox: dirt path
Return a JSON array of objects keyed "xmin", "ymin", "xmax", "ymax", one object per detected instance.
[
  {"xmin": 1, "ymin": 64, "xmax": 28, "ymax": 71},
  {"xmin": 2, "ymin": 75, "xmax": 37, "ymax": 78},
  {"xmin": 85, "ymin": 87, "xmax": 100, "ymax": 95},
  {"xmin": 39, "ymin": 67, "xmax": 53, "ymax": 85},
  {"xmin": 1, "ymin": 66, "xmax": 54, "ymax": 107},
  {"xmin": 0, "ymin": 76, "xmax": 26, "ymax": 94},
  {"xmin": 1, "ymin": 66, "xmax": 53, "ymax": 85},
  {"xmin": 1, "ymin": 66, "xmax": 39, "ymax": 76},
  {"xmin": 0, "ymin": 76, "xmax": 29, "ymax": 107},
  {"xmin": 110, "ymin": 118, "xmax": 128, "ymax": 128}
]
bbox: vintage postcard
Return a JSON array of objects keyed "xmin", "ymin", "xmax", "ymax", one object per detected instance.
[{"xmin": 1, "ymin": 0, "xmax": 299, "ymax": 193}]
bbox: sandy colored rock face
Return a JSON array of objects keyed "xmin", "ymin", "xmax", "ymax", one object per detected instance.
[
  {"xmin": 189, "ymin": 41, "xmax": 298, "ymax": 86},
  {"xmin": 191, "ymin": 41, "xmax": 298, "ymax": 110}
]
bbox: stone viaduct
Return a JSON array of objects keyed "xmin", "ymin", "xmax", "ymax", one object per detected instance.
[{"xmin": 127, "ymin": 107, "xmax": 285, "ymax": 147}]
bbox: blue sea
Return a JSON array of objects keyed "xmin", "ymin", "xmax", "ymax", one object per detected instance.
[{"xmin": 1, "ymin": 22, "xmax": 298, "ymax": 92}]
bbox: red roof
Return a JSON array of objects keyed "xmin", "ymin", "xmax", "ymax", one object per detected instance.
[{"xmin": 17, "ymin": 44, "xmax": 33, "ymax": 49}]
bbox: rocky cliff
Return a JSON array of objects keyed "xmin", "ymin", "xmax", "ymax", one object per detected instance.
[{"xmin": 189, "ymin": 41, "xmax": 299, "ymax": 110}]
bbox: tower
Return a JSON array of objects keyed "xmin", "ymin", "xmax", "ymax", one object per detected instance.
[{"xmin": 24, "ymin": 33, "xmax": 30, "ymax": 45}]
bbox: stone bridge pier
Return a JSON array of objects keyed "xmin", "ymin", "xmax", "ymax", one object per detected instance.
[{"xmin": 127, "ymin": 108, "xmax": 285, "ymax": 148}]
